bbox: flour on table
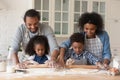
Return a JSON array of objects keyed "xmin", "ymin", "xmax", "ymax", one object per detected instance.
[
  {"xmin": 26, "ymin": 68, "xmax": 106, "ymax": 75},
  {"xmin": 0, "ymin": 68, "xmax": 108, "ymax": 79}
]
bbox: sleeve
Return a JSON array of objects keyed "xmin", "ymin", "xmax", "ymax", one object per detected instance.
[
  {"xmin": 59, "ymin": 39, "xmax": 71, "ymax": 49},
  {"xmin": 86, "ymin": 51, "xmax": 100, "ymax": 65},
  {"xmin": 27, "ymin": 55, "xmax": 35, "ymax": 60},
  {"xmin": 102, "ymin": 31, "xmax": 111, "ymax": 61},
  {"xmin": 59, "ymin": 32, "xmax": 84, "ymax": 49},
  {"xmin": 9, "ymin": 26, "xmax": 23, "ymax": 54},
  {"xmin": 44, "ymin": 25, "xmax": 59, "ymax": 53}
]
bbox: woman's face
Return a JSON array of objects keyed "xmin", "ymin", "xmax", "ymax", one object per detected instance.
[
  {"xmin": 84, "ymin": 23, "xmax": 96, "ymax": 38},
  {"xmin": 34, "ymin": 44, "xmax": 45, "ymax": 56}
]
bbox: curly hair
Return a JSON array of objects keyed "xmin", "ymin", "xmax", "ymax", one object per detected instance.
[
  {"xmin": 78, "ymin": 12, "xmax": 104, "ymax": 34},
  {"xmin": 25, "ymin": 35, "xmax": 49, "ymax": 56},
  {"xmin": 24, "ymin": 9, "xmax": 40, "ymax": 22},
  {"xmin": 70, "ymin": 33, "xmax": 85, "ymax": 45}
]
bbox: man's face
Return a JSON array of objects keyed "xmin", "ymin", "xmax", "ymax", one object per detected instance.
[{"xmin": 25, "ymin": 16, "xmax": 39, "ymax": 33}]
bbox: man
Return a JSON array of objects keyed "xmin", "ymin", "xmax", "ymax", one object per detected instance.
[{"xmin": 8, "ymin": 9, "xmax": 59, "ymax": 68}]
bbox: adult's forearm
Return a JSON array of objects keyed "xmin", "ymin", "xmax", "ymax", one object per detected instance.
[
  {"xmin": 51, "ymin": 50, "xmax": 59, "ymax": 61},
  {"xmin": 59, "ymin": 48, "xmax": 66, "ymax": 57},
  {"xmin": 11, "ymin": 53, "xmax": 20, "ymax": 64}
]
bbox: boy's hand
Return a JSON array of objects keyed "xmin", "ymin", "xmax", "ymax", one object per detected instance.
[{"xmin": 66, "ymin": 58, "xmax": 75, "ymax": 65}]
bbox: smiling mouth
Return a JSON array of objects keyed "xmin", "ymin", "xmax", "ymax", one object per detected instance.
[{"xmin": 30, "ymin": 29, "xmax": 38, "ymax": 33}]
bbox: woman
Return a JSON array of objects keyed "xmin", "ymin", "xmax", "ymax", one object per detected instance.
[{"xmin": 58, "ymin": 12, "xmax": 111, "ymax": 67}]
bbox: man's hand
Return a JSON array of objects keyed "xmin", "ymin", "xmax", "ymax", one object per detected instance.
[
  {"xmin": 16, "ymin": 63, "xmax": 27, "ymax": 69},
  {"xmin": 57, "ymin": 55, "xmax": 65, "ymax": 67},
  {"xmin": 45, "ymin": 60, "xmax": 57, "ymax": 68}
]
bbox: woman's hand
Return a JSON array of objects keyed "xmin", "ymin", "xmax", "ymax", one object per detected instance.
[
  {"xmin": 108, "ymin": 67, "xmax": 120, "ymax": 76},
  {"xmin": 66, "ymin": 58, "xmax": 75, "ymax": 65},
  {"xmin": 96, "ymin": 62, "xmax": 109, "ymax": 70},
  {"xmin": 103, "ymin": 59, "xmax": 110, "ymax": 70}
]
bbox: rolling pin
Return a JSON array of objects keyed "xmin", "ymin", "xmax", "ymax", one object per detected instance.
[{"xmin": 27, "ymin": 64, "xmax": 97, "ymax": 69}]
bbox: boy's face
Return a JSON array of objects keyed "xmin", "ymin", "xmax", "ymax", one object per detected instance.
[
  {"xmin": 34, "ymin": 44, "xmax": 45, "ymax": 56},
  {"xmin": 72, "ymin": 42, "xmax": 84, "ymax": 55}
]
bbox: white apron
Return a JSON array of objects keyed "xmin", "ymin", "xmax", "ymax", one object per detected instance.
[{"xmin": 85, "ymin": 35, "xmax": 103, "ymax": 59}]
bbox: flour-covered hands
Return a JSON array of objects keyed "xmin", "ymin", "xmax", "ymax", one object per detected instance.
[
  {"xmin": 45, "ymin": 60, "xmax": 58, "ymax": 68},
  {"xmin": 96, "ymin": 62, "xmax": 109, "ymax": 70}
]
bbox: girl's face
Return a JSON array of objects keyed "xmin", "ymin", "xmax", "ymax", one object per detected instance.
[
  {"xmin": 34, "ymin": 44, "xmax": 45, "ymax": 56},
  {"xmin": 72, "ymin": 42, "xmax": 84, "ymax": 55},
  {"xmin": 84, "ymin": 23, "xmax": 96, "ymax": 38}
]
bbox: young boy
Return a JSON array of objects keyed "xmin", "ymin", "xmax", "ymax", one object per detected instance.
[{"xmin": 64, "ymin": 33, "xmax": 101, "ymax": 65}]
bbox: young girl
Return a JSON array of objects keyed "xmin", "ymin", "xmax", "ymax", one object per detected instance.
[{"xmin": 25, "ymin": 35, "xmax": 49, "ymax": 64}]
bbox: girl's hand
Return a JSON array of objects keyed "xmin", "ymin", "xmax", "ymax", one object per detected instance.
[
  {"xmin": 66, "ymin": 58, "xmax": 75, "ymax": 65},
  {"xmin": 23, "ymin": 60, "xmax": 39, "ymax": 65}
]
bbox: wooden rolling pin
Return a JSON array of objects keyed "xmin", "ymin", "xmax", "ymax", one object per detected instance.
[
  {"xmin": 67, "ymin": 65, "xmax": 97, "ymax": 69},
  {"xmin": 27, "ymin": 64, "xmax": 48, "ymax": 68},
  {"xmin": 27, "ymin": 64, "xmax": 97, "ymax": 69}
]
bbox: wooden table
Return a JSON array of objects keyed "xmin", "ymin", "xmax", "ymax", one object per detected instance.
[
  {"xmin": 0, "ymin": 65, "xmax": 119, "ymax": 80},
  {"xmin": 0, "ymin": 73, "xmax": 119, "ymax": 80}
]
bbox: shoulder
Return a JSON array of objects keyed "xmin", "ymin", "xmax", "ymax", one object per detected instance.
[
  {"xmin": 39, "ymin": 23, "xmax": 53, "ymax": 34},
  {"xmin": 97, "ymin": 31, "xmax": 109, "ymax": 40},
  {"xmin": 17, "ymin": 24, "xmax": 27, "ymax": 32},
  {"xmin": 97, "ymin": 31, "xmax": 109, "ymax": 37},
  {"xmin": 40, "ymin": 23, "xmax": 52, "ymax": 30},
  {"xmin": 97, "ymin": 30, "xmax": 110, "ymax": 44}
]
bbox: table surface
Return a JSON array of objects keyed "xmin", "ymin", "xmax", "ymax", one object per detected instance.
[
  {"xmin": 0, "ymin": 65, "xmax": 119, "ymax": 80},
  {"xmin": 0, "ymin": 73, "xmax": 120, "ymax": 80}
]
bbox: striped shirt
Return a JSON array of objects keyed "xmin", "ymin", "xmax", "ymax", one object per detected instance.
[{"xmin": 65, "ymin": 49, "xmax": 101, "ymax": 65}]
